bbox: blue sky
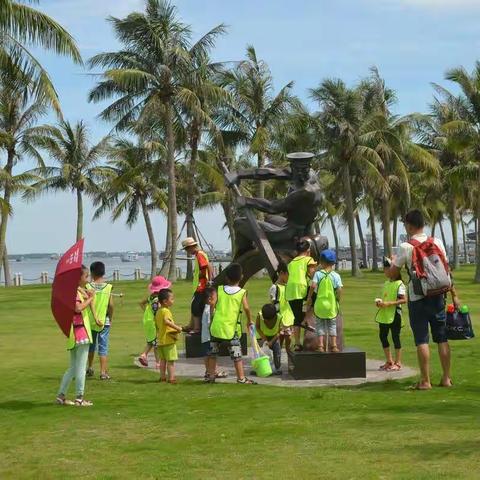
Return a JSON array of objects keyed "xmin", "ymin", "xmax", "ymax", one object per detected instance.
[{"xmin": 6, "ymin": 0, "xmax": 480, "ymax": 253}]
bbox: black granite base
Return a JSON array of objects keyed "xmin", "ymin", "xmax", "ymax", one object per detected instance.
[
  {"xmin": 185, "ymin": 332, "xmax": 248, "ymax": 358},
  {"xmin": 288, "ymin": 347, "xmax": 366, "ymax": 379}
]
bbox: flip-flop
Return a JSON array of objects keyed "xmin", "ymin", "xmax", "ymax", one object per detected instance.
[
  {"xmin": 408, "ymin": 383, "xmax": 432, "ymax": 391},
  {"xmin": 438, "ymin": 381, "xmax": 453, "ymax": 388},
  {"xmin": 55, "ymin": 396, "xmax": 74, "ymax": 406},
  {"xmin": 75, "ymin": 398, "xmax": 93, "ymax": 406},
  {"xmin": 215, "ymin": 370, "xmax": 228, "ymax": 379},
  {"xmin": 237, "ymin": 377, "xmax": 257, "ymax": 385}
]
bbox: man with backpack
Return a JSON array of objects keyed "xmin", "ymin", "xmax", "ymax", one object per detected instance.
[{"xmin": 390, "ymin": 210, "xmax": 460, "ymax": 390}]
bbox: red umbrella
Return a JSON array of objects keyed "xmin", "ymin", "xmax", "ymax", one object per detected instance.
[{"xmin": 51, "ymin": 239, "xmax": 84, "ymax": 337}]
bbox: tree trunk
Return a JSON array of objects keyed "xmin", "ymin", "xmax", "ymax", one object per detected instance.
[
  {"xmin": 257, "ymin": 151, "xmax": 265, "ymax": 199},
  {"xmin": 186, "ymin": 124, "xmax": 200, "ymax": 281},
  {"xmin": 439, "ymin": 220, "xmax": 447, "ymax": 248},
  {"xmin": 222, "ymin": 195, "xmax": 236, "ymax": 256},
  {"xmin": 140, "ymin": 197, "xmax": 158, "ymax": 279},
  {"xmin": 159, "ymin": 214, "xmax": 171, "ymax": 277},
  {"xmin": 461, "ymin": 215, "xmax": 468, "ymax": 263},
  {"xmin": 431, "ymin": 222, "xmax": 436, "ymax": 237},
  {"xmin": 381, "ymin": 195, "xmax": 392, "ymax": 258},
  {"xmin": 0, "ymin": 148, "xmax": 14, "ymax": 270},
  {"xmin": 368, "ymin": 201, "xmax": 379, "ymax": 272},
  {"xmin": 392, "ymin": 216, "xmax": 398, "ymax": 247},
  {"xmin": 475, "ymin": 197, "xmax": 480, "ymax": 282},
  {"xmin": 76, "ymin": 189, "xmax": 83, "ymax": 241},
  {"xmin": 165, "ymin": 102, "xmax": 178, "ymax": 282},
  {"xmin": 328, "ymin": 215, "xmax": 339, "ymax": 266},
  {"xmin": 355, "ymin": 212, "xmax": 367, "ymax": 268},
  {"xmin": 449, "ymin": 200, "xmax": 459, "ymax": 270},
  {"xmin": 343, "ymin": 165, "xmax": 359, "ymax": 276},
  {"xmin": 3, "ymin": 246, "xmax": 12, "ymax": 287}
]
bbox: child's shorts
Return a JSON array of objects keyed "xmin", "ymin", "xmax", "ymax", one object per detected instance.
[
  {"xmin": 201, "ymin": 341, "xmax": 211, "ymax": 356},
  {"xmin": 158, "ymin": 343, "xmax": 178, "ymax": 361},
  {"xmin": 208, "ymin": 336, "xmax": 242, "ymax": 361},
  {"xmin": 89, "ymin": 325, "xmax": 110, "ymax": 356},
  {"xmin": 315, "ymin": 317, "xmax": 337, "ymax": 336}
]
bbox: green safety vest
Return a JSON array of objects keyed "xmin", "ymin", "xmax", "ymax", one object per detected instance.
[
  {"xmin": 376, "ymin": 280, "xmax": 405, "ymax": 326},
  {"xmin": 286, "ymin": 256, "xmax": 314, "ymax": 301},
  {"xmin": 256, "ymin": 312, "xmax": 281, "ymax": 339},
  {"xmin": 86, "ymin": 283, "xmax": 112, "ymax": 332},
  {"xmin": 193, "ymin": 250, "xmax": 209, "ymax": 293},
  {"xmin": 275, "ymin": 284, "xmax": 295, "ymax": 327},
  {"xmin": 210, "ymin": 286, "xmax": 245, "ymax": 340},
  {"xmin": 67, "ymin": 290, "xmax": 93, "ymax": 350},
  {"xmin": 142, "ymin": 295, "xmax": 159, "ymax": 343},
  {"xmin": 314, "ymin": 270, "xmax": 338, "ymax": 320}
]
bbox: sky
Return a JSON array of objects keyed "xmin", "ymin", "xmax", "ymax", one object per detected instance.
[{"xmin": 5, "ymin": 0, "xmax": 480, "ymax": 254}]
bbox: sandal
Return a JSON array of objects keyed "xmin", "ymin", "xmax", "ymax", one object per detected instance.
[
  {"xmin": 379, "ymin": 362, "xmax": 394, "ymax": 371},
  {"xmin": 75, "ymin": 398, "xmax": 93, "ymax": 406},
  {"xmin": 100, "ymin": 373, "xmax": 111, "ymax": 380},
  {"xmin": 168, "ymin": 379, "xmax": 177, "ymax": 384},
  {"xmin": 315, "ymin": 346, "xmax": 325, "ymax": 353},
  {"xmin": 385, "ymin": 363, "xmax": 401, "ymax": 372},
  {"xmin": 408, "ymin": 382, "xmax": 432, "ymax": 391},
  {"xmin": 55, "ymin": 396, "xmax": 74, "ymax": 406},
  {"xmin": 159, "ymin": 377, "xmax": 167, "ymax": 382},
  {"xmin": 293, "ymin": 344, "xmax": 303, "ymax": 352},
  {"xmin": 330, "ymin": 346, "xmax": 340, "ymax": 353},
  {"xmin": 237, "ymin": 377, "xmax": 257, "ymax": 385},
  {"xmin": 204, "ymin": 370, "xmax": 228, "ymax": 380},
  {"xmin": 138, "ymin": 355, "xmax": 148, "ymax": 367},
  {"xmin": 86, "ymin": 368, "xmax": 94, "ymax": 377}
]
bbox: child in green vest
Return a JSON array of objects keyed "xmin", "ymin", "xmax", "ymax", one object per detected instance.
[
  {"xmin": 86, "ymin": 262, "xmax": 114, "ymax": 380},
  {"xmin": 286, "ymin": 239, "xmax": 317, "ymax": 351},
  {"xmin": 56, "ymin": 265, "xmax": 95, "ymax": 406},
  {"xmin": 306, "ymin": 249, "xmax": 342, "ymax": 352},
  {"xmin": 269, "ymin": 262, "xmax": 295, "ymax": 352},
  {"xmin": 255, "ymin": 303, "xmax": 283, "ymax": 375},
  {"xmin": 138, "ymin": 276, "xmax": 172, "ymax": 368},
  {"xmin": 155, "ymin": 289, "xmax": 183, "ymax": 383},
  {"xmin": 375, "ymin": 258, "xmax": 406, "ymax": 371},
  {"xmin": 206, "ymin": 263, "xmax": 256, "ymax": 384}
]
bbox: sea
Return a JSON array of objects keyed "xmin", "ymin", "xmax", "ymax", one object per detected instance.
[{"xmin": 1, "ymin": 255, "xmax": 231, "ymax": 285}]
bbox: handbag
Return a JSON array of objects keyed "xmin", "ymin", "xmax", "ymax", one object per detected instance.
[{"xmin": 446, "ymin": 307, "xmax": 475, "ymax": 340}]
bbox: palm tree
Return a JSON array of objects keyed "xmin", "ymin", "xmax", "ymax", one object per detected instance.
[
  {"xmin": 218, "ymin": 46, "xmax": 300, "ymax": 199},
  {"xmin": 94, "ymin": 138, "xmax": 167, "ymax": 279},
  {"xmin": 88, "ymin": 0, "xmax": 225, "ymax": 281},
  {"xmin": 28, "ymin": 120, "xmax": 109, "ymax": 241},
  {"xmin": 433, "ymin": 63, "xmax": 480, "ymax": 281},
  {"xmin": 310, "ymin": 79, "xmax": 384, "ymax": 276},
  {"xmin": 0, "ymin": 0, "xmax": 82, "ymax": 112},
  {"xmin": 0, "ymin": 77, "xmax": 46, "ymax": 272}
]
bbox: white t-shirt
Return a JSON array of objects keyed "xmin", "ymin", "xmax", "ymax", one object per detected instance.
[{"xmin": 393, "ymin": 233, "xmax": 447, "ymax": 302}]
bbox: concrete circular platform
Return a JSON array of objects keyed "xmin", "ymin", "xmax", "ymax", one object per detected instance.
[{"xmin": 134, "ymin": 349, "xmax": 417, "ymax": 387}]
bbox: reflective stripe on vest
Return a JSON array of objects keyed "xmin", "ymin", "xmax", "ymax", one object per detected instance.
[
  {"xmin": 257, "ymin": 312, "xmax": 281, "ymax": 338},
  {"xmin": 277, "ymin": 284, "xmax": 295, "ymax": 327},
  {"xmin": 286, "ymin": 256, "xmax": 313, "ymax": 301},
  {"xmin": 67, "ymin": 290, "xmax": 93, "ymax": 350},
  {"xmin": 193, "ymin": 250, "xmax": 209, "ymax": 293},
  {"xmin": 376, "ymin": 280, "xmax": 404, "ymax": 325},
  {"xmin": 314, "ymin": 270, "xmax": 338, "ymax": 320},
  {"xmin": 210, "ymin": 286, "xmax": 245, "ymax": 340},
  {"xmin": 142, "ymin": 296, "xmax": 158, "ymax": 343},
  {"xmin": 86, "ymin": 283, "xmax": 112, "ymax": 332}
]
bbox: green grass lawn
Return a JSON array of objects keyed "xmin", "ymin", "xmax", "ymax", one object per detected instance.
[{"xmin": 1, "ymin": 268, "xmax": 480, "ymax": 479}]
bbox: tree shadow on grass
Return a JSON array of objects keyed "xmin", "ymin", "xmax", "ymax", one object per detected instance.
[
  {"xmin": 401, "ymin": 439, "xmax": 480, "ymax": 459},
  {"xmin": 0, "ymin": 400, "xmax": 52, "ymax": 411}
]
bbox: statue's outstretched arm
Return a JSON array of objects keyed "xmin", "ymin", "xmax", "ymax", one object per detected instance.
[{"xmin": 226, "ymin": 167, "xmax": 290, "ymax": 186}]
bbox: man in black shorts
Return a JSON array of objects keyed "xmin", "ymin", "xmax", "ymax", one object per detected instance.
[{"xmin": 390, "ymin": 210, "xmax": 460, "ymax": 390}]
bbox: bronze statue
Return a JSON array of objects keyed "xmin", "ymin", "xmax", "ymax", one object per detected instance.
[{"xmin": 219, "ymin": 152, "xmax": 328, "ymax": 285}]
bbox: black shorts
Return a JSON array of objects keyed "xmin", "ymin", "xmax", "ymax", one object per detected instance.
[
  {"xmin": 409, "ymin": 295, "xmax": 448, "ymax": 346},
  {"xmin": 191, "ymin": 291, "xmax": 206, "ymax": 317}
]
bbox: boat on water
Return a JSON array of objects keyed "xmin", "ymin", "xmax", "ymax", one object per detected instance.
[
  {"xmin": 50, "ymin": 254, "xmax": 59, "ymax": 260},
  {"xmin": 15, "ymin": 256, "xmax": 24, "ymax": 262},
  {"xmin": 121, "ymin": 252, "xmax": 139, "ymax": 262}
]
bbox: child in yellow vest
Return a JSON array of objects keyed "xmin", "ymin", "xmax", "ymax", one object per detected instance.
[
  {"xmin": 375, "ymin": 258, "xmax": 407, "ymax": 371},
  {"xmin": 138, "ymin": 276, "xmax": 171, "ymax": 368},
  {"xmin": 206, "ymin": 263, "xmax": 256, "ymax": 384},
  {"xmin": 155, "ymin": 289, "xmax": 183, "ymax": 383},
  {"xmin": 286, "ymin": 239, "xmax": 317, "ymax": 351},
  {"xmin": 56, "ymin": 265, "xmax": 95, "ymax": 406},
  {"xmin": 255, "ymin": 304, "xmax": 283, "ymax": 375},
  {"xmin": 86, "ymin": 262, "xmax": 114, "ymax": 380},
  {"xmin": 269, "ymin": 262, "xmax": 295, "ymax": 352},
  {"xmin": 306, "ymin": 249, "xmax": 342, "ymax": 352}
]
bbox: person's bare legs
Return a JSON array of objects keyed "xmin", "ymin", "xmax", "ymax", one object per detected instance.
[
  {"xmin": 416, "ymin": 344, "xmax": 432, "ymax": 389},
  {"xmin": 99, "ymin": 355, "xmax": 108, "ymax": 376},
  {"xmin": 383, "ymin": 347, "xmax": 393, "ymax": 365},
  {"xmin": 394, "ymin": 348, "xmax": 402, "ymax": 367},
  {"xmin": 159, "ymin": 359, "xmax": 167, "ymax": 380},
  {"xmin": 234, "ymin": 359, "xmax": 245, "ymax": 381},
  {"xmin": 167, "ymin": 361, "xmax": 176, "ymax": 382},
  {"xmin": 293, "ymin": 326, "xmax": 301, "ymax": 348},
  {"xmin": 207, "ymin": 356, "xmax": 217, "ymax": 380},
  {"xmin": 87, "ymin": 351, "xmax": 95, "ymax": 370},
  {"xmin": 437, "ymin": 342, "xmax": 452, "ymax": 387}
]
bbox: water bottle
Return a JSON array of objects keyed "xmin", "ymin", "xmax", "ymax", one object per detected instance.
[{"xmin": 460, "ymin": 305, "xmax": 469, "ymax": 314}]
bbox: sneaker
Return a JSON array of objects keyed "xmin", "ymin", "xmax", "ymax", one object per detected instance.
[
  {"xmin": 273, "ymin": 369, "xmax": 283, "ymax": 376},
  {"xmin": 86, "ymin": 368, "xmax": 94, "ymax": 377},
  {"xmin": 100, "ymin": 373, "xmax": 111, "ymax": 380}
]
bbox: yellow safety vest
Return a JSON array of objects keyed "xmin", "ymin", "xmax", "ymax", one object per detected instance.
[
  {"xmin": 143, "ymin": 295, "xmax": 159, "ymax": 343},
  {"xmin": 275, "ymin": 284, "xmax": 295, "ymax": 327},
  {"xmin": 314, "ymin": 270, "xmax": 338, "ymax": 320},
  {"xmin": 67, "ymin": 290, "xmax": 93, "ymax": 350},
  {"xmin": 210, "ymin": 286, "xmax": 245, "ymax": 340},
  {"xmin": 193, "ymin": 250, "xmax": 209, "ymax": 293},
  {"xmin": 376, "ymin": 280, "xmax": 405, "ymax": 326},
  {"xmin": 86, "ymin": 283, "xmax": 112, "ymax": 332},
  {"xmin": 286, "ymin": 255, "xmax": 314, "ymax": 301},
  {"xmin": 256, "ymin": 312, "xmax": 281, "ymax": 339}
]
